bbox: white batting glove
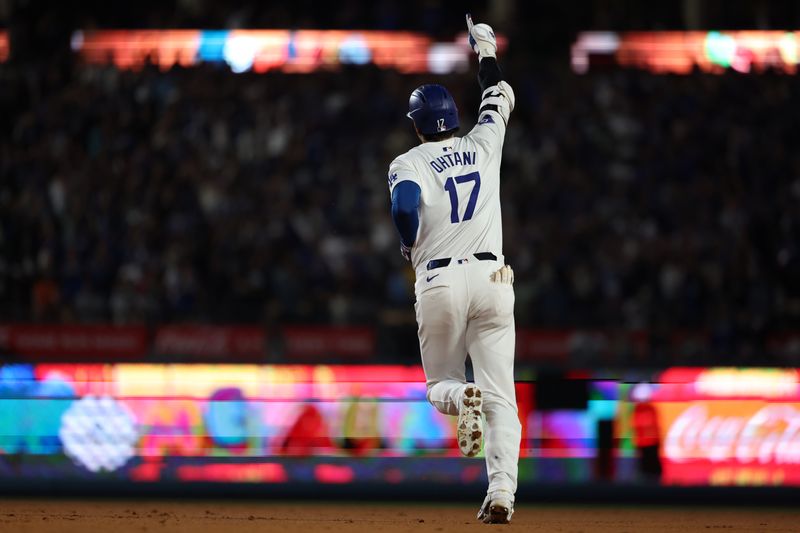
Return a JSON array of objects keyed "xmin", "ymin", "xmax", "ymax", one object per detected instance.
[
  {"xmin": 490, "ymin": 265, "xmax": 514, "ymax": 284},
  {"xmin": 466, "ymin": 13, "xmax": 497, "ymax": 59}
]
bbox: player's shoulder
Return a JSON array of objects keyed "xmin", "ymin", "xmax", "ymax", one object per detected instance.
[
  {"xmin": 388, "ymin": 145, "xmax": 427, "ymax": 189},
  {"xmin": 390, "ymin": 144, "xmax": 433, "ymax": 170},
  {"xmin": 389, "ymin": 149, "xmax": 411, "ymax": 168}
]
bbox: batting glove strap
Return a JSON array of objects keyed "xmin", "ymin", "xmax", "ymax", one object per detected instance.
[{"xmin": 481, "ymin": 81, "xmax": 516, "ymax": 115}]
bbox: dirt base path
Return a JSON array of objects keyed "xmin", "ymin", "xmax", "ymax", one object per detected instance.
[{"xmin": 1, "ymin": 499, "xmax": 799, "ymax": 532}]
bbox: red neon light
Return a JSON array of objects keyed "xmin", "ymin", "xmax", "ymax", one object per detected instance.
[
  {"xmin": 573, "ymin": 31, "xmax": 800, "ymax": 75},
  {"xmin": 0, "ymin": 31, "xmax": 8, "ymax": 62},
  {"xmin": 176, "ymin": 463, "xmax": 289, "ymax": 483}
]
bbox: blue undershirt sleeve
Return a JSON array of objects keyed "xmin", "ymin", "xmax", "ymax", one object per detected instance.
[{"xmin": 391, "ymin": 181, "xmax": 421, "ymax": 248}]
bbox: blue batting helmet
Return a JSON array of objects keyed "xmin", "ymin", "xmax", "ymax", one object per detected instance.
[{"xmin": 406, "ymin": 84, "xmax": 459, "ymax": 136}]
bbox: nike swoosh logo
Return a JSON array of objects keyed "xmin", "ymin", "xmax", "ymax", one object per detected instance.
[{"xmin": 426, "ymin": 274, "xmax": 440, "ymax": 283}]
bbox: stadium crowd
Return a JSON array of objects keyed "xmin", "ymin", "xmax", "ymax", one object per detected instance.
[
  {"xmin": 4, "ymin": 0, "xmax": 800, "ymax": 368},
  {"xmin": 3, "ymin": 58, "xmax": 799, "ymax": 337}
]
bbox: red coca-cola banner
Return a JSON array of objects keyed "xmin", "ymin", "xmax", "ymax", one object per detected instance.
[
  {"xmin": 660, "ymin": 401, "xmax": 800, "ymax": 485},
  {"xmin": 281, "ymin": 326, "xmax": 375, "ymax": 360},
  {"xmin": 153, "ymin": 325, "xmax": 266, "ymax": 360},
  {"xmin": 650, "ymin": 367, "xmax": 800, "ymax": 486},
  {"xmin": 0, "ymin": 324, "xmax": 148, "ymax": 360}
]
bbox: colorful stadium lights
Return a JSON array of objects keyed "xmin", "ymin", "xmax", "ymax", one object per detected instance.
[
  {"xmin": 64, "ymin": 29, "xmax": 507, "ymax": 74},
  {"xmin": 6, "ymin": 363, "xmax": 800, "ymax": 487},
  {"xmin": 572, "ymin": 31, "xmax": 800, "ymax": 74},
  {"xmin": 5, "ymin": 28, "xmax": 799, "ymax": 75}
]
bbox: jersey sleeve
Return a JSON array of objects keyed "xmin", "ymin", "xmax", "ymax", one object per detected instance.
[
  {"xmin": 467, "ymin": 80, "xmax": 516, "ymax": 150},
  {"xmin": 387, "ymin": 155, "xmax": 421, "ymax": 196}
]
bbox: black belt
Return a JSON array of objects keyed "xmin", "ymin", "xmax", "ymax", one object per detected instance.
[{"xmin": 426, "ymin": 252, "xmax": 497, "ymax": 271}]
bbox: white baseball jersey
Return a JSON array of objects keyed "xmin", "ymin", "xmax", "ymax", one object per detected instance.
[{"xmin": 388, "ymin": 81, "xmax": 515, "ymax": 275}]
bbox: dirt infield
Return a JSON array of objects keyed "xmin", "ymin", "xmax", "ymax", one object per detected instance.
[{"xmin": 1, "ymin": 499, "xmax": 799, "ymax": 532}]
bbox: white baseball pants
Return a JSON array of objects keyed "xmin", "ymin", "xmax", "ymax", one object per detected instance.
[{"xmin": 414, "ymin": 257, "xmax": 521, "ymax": 495}]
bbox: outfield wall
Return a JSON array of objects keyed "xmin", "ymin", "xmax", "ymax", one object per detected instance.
[{"xmin": 3, "ymin": 363, "xmax": 800, "ymax": 495}]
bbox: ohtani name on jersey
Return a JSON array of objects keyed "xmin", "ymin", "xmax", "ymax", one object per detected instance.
[{"xmin": 429, "ymin": 151, "xmax": 477, "ymax": 174}]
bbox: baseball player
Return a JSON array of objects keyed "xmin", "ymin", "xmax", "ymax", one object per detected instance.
[{"xmin": 387, "ymin": 14, "xmax": 520, "ymax": 524}]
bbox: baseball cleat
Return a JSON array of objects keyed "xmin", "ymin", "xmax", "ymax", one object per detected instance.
[
  {"xmin": 458, "ymin": 384, "xmax": 483, "ymax": 457},
  {"xmin": 477, "ymin": 490, "xmax": 515, "ymax": 524}
]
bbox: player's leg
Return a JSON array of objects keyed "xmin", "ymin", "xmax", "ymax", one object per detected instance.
[
  {"xmin": 465, "ymin": 265, "xmax": 521, "ymax": 496},
  {"xmin": 415, "ymin": 272, "xmax": 469, "ymax": 416}
]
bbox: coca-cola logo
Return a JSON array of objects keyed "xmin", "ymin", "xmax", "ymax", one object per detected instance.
[{"xmin": 664, "ymin": 403, "xmax": 800, "ymax": 465}]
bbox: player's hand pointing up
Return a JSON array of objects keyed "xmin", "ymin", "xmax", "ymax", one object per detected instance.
[{"xmin": 466, "ymin": 13, "xmax": 497, "ymax": 59}]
